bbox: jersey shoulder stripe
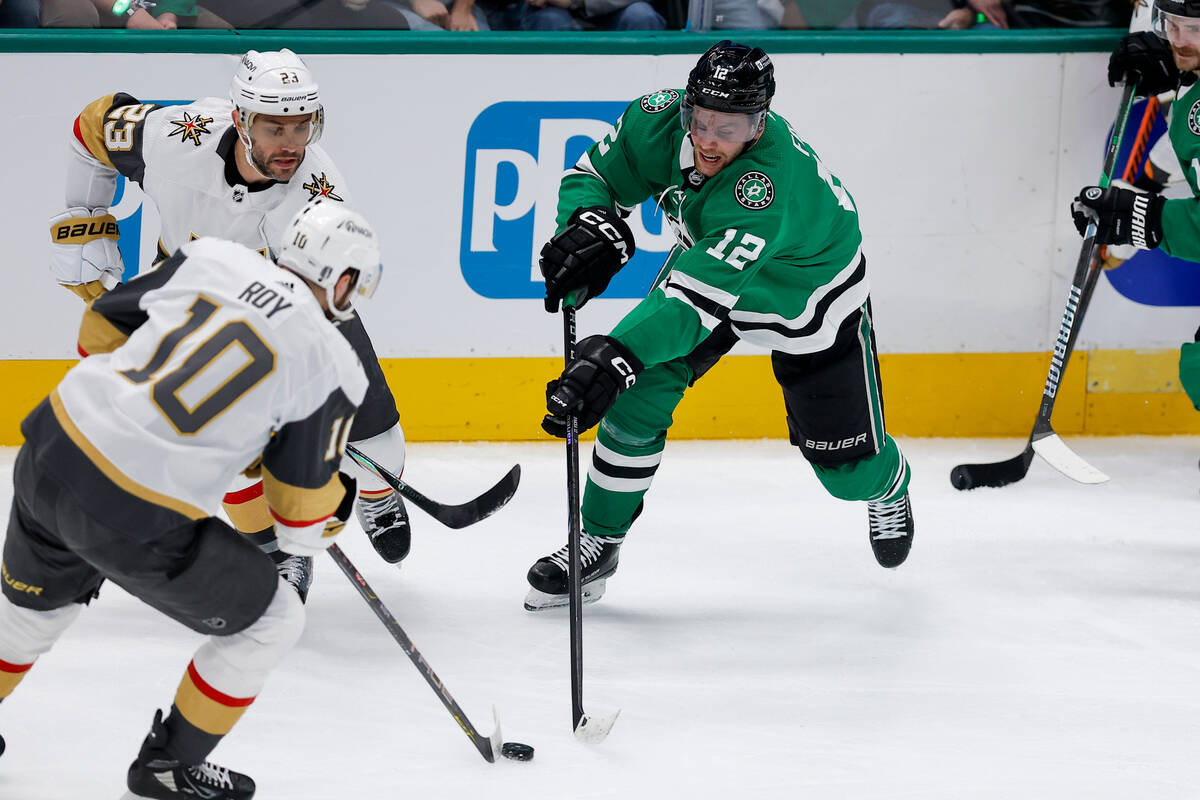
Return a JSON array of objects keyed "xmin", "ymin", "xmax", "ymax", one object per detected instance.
[{"xmin": 75, "ymin": 92, "xmax": 161, "ymax": 182}]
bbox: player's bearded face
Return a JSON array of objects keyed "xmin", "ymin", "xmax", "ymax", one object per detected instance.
[
  {"xmin": 248, "ymin": 113, "xmax": 313, "ymax": 181},
  {"xmin": 1163, "ymin": 14, "xmax": 1200, "ymax": 70}
]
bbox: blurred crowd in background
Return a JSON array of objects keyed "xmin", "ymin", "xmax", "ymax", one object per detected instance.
[{"xmin": 0, "ymin": 0, "xmax": 1133, "ymax": 35}]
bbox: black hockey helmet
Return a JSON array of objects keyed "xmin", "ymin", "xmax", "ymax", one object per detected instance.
[
  {"xmin": 684, "ymin": 40, "xmax": 775, "ymax": 115},
  {"xmin": 1155, "ymin": 0, "xmax": 1200, "ymax": 17},
  {"xmin": 1153, "ymin": 0, "xmax": 1200, "ymax": 39}
]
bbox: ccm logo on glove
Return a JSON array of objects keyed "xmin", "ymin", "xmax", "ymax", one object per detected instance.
[{"xmin": 542, "ymin": 335, "xmax": 644, "ymax": 437}]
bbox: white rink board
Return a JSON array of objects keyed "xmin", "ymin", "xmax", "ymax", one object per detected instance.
[{"xmin": 4, "ymin": 50, "xmax": 1193, "ymax": 360}]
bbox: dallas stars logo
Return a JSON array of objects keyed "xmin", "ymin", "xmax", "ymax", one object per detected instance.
[
  {"xmin": 168, "ymin": 112, "xmax": 214, "ymax": 147},
  {"xmin": 641, "ymin": 89, "xmax": 679, "ymax": 114},
  {"xmin": 735, "ymin": 171, "xmax": 774, "ymax": 210},
  {"xmin": 303, "ymin": 172, "xmax": 343, "ymax": 202},
  {"xmin": 1190, "ymin": 99, "xmax": 1200, "ymax": 137}
]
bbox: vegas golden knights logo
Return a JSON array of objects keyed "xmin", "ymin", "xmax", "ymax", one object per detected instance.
[
  {"xmin": 303, "ymin": 172, "xmax": 343, "ymax": 202},
  {"xmin": 168, "ymin": 112, "xmax": 215, "ymax": 147}
]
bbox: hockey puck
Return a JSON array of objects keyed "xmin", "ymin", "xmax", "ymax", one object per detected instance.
[
  {"xmin": 501, "ymin": 741, "xmax": 534, "ymax": 761},
  {"xmin": 949, "ymin": 465, "xmax": 972, "ymax": 491}
]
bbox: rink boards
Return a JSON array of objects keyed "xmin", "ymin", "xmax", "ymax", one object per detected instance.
[{"xmin": 2, "ymin": 41, "xmax": 1197, "ymax": 442}]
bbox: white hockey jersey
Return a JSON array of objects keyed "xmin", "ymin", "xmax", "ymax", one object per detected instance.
[
  {"xmin": 70, "ymin": 93, "xmax": 350, "ymax": 261},
  {"xmin": 55, "ymin": 237, "xmax": 367, "ymax": 527}
]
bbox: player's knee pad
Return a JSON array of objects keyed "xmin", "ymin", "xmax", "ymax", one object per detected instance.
[
  {"xmin": 344, "ymin": 423, "xmax": 406, "ymax": 493},
  {"xmin": 192, "ymin": 578, "xmax": 305, "ymax": 699},
  {"xmin": 1180, "ymin": 340, "xmax": 1200, "ymax": 410},
  {"xmin": 0, "ymin": 596, "xmax": 82, "ymax": 666},
  {"xmin": 811, "ymin": 437, "xmax": 910, "ymax": 502}
]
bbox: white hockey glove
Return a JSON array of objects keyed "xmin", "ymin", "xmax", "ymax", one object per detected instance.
[
  {"xmin": 49, "ymin": 207, "xmax": 124, "ymax": 300},
  {"xmin": 274, "ymin": 473, "xmax": 357, "ymax": 557}
]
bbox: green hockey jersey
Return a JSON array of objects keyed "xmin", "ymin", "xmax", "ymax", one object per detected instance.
[
  {"xmin": 556, "ymin": 89, "xmax": 868, "ymax": 367},
  {"xmin": 1160, "ymin": 79, "xmax": 1200, "ymax": 261}
]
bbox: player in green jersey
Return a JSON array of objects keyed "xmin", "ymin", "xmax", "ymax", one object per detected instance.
[
  {"xmin": 524, "ymin": 41, "xmax": 915, "ymax": 611},
  {"xmin": 1073, "ymin": 1, "xmax": 1200, "ymax": 415}
]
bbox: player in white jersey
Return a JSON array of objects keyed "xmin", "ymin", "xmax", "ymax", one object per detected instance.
[
  {"xmin": 48, "ymin": 49, "xmax": 412, "ymax": 602},
  {"xmin": 1, "ymin": 200, "xmax": 381, "ymax": 800}
]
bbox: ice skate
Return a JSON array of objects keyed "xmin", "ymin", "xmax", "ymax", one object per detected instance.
[
  {"xmin": 867, "ymin": 492, "xmax": 914, "ymax": 569},
  {"xmin": 271, "ymin": 550, "xmax": 313, "ymax": 603},
  {"xmin": 123, "ymin": 710, "xmax": 255, "ymax": 800},
  {"xmin": 524, "ymin": 532, "xmax": 622, "ymax": 611},
  {"xmin": 356, "ymin": 490, "xmax": 411, "ymax": 564}
]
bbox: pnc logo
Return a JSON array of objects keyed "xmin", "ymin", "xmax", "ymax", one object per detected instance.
[{"xmin": 460, "ymin": 101, "xmax": 673, "ymax": 299}]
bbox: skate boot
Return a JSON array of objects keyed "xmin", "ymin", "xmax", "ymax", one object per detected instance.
[
  {"xmin": 124, "ymin": 710, "xmax": 255, "ymax": 800},
  {"xmin": 356, "ymin": 490, "xmax": 411, "ymax": 564},
  {"xmin": 524, "ymin": 532, "xmax": 622, "ymax": 611},
  {"xmin": 867, "ymin": 492, "xmax": 914, "ymax": 569},
  {"xmin": 271, "ymin": 550, "xmax": 313, "ymax": 603}
]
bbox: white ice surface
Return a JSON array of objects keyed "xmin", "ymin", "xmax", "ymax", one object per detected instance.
[{"xmin": 2, "ymin": 436, "xmax": 1200, "ymax": 799}]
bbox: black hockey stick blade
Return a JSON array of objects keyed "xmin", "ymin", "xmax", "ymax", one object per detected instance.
[
  {"xmin": 327, "ymin": 544, "xmax": 504, "ymax": 763},
  {"xmin": 345, "ymin": 443, "xmax": 520, "ymax": 529},
  {"xmin": 950, "ymin": 447, "xmax": 1034, "ymax": 490}
]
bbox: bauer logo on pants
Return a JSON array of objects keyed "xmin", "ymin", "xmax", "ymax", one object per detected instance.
[{"xmin": 461, "ymin": 101, "xmax": 671, "ymax": 300}]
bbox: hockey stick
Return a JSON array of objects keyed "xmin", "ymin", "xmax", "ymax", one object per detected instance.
[
  {"xmin": 326, "ymin": 542, "xmax": 504, "ymax": 763},
  {"xmin": 345, "ymin": 443, "xmax": 520, "ymax": 530},
  {"xmin": 562, "ymin": 303, "xmax": 620, "ymax": 744},
  {"xmin": 950, "ymin": 81, "xmax": 1137, "ymax": 490}
]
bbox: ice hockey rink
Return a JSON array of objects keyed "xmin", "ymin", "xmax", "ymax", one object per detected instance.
[{"xmin": 1, "ymin": 435, "xmax": 1199, "ymax": 799}]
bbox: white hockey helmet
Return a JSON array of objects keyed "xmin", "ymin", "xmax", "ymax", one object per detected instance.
[
  {"xmin": 278, "ymin": 199, "xmax": 382, "ymax": 322},
  {"xmin": 230, "ymin": 48, "xmax": 324, "ymax": 144}
]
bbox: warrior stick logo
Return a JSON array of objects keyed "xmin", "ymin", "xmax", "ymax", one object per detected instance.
[
  {"xmin": 735, "ymin": 172, "xmax": 774, "ymax": 209},
  {"xmin": 640, "ymin": 90, "xmax": 679, "ymax": 114},
  {"xmin": 1044, "ymin": 284, "xmax": 1081, "ymax": 398}
]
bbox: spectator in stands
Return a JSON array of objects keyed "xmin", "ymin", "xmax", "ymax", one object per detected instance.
[
  {"xmin": 200, "ymin": 0, "xmax": 411, "ymax": 27},
  {"xmin": 482, "ymin": 0, "xmax": 665, "ymax": 31},
  {"xmin": 385, "ymin": 0, "xmax": 489, "ymax": 29},
  {"xmin": 41, "ymin": 0, "xmax": 230, "ymax": 27},
  {"xmin": 0, "ymin": 0, "xmax": 40, "ymax": 26},
  {"xmin": 838, "ymin": 0, "xmax": 979, "ymax": 28}
]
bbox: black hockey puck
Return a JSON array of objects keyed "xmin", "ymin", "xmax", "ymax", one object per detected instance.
[
  {"xmin": 501, "ymin": 741, "xmax": 534, "ymax": 761},
  {"xmin": 949, "ymin": 465, "xmax": 973, "ymax": 491}
]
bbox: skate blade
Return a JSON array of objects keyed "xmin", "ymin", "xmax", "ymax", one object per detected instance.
[{"xmin": 523, "ymin": 579, "xmax": 607, "ymax": 611}]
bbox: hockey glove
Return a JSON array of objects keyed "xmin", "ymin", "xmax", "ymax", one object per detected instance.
[
  {"xmin": 275, "ymin": 472, "xmax": 357, "ymax": 557},
  {"xmin": 1108, "ymin": 32, "xmax": 1179, "ymax": 96},
  {"xmin": 540, "ymin": 206, "xmax": 636, "ymax": 313},
  {"xmin": 49, "ymin": 207, "xmax": 124, "ymax": 301},
  {"xmin": 542, "ymin": 335, "xmax": 643, "ymax": 437},
  {"xmin": 1071, "ymin": 185, "xmax": 1164, "ymax": 250}
]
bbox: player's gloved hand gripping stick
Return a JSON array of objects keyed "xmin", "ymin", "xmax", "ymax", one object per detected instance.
[{"xmin": 950, "ymin": 80, "xmax": 1137, "ymax": 490}]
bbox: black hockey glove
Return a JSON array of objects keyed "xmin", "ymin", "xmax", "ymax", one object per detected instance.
[
  {"xmin": 540, "ymin": 206, "xmax": 636, "ymax": 313},
  {"xmin": 1108, "ymin": 32, "xmax": 1179, "ymax": 95},
  {"xmin": 542, "ymin": 335, "xmax": 643, "ymax": 437},
  {"xmin": 1071, "ymin": 185, "xmax": 1165, "ymax": 250}
]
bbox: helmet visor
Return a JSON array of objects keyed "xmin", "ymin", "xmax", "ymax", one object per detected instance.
[
  {"xmin": 681, "ymin": 103, "xmax": 765, "ymax": 144},
  {"xmin": 1153, "ymin": 7, "xmax": 1200, "ymax": 45}
]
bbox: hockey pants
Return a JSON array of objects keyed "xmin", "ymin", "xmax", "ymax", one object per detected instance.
[{"xmin": 582, "ymin": 303, "xmax": 911, "ymax": 539}]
